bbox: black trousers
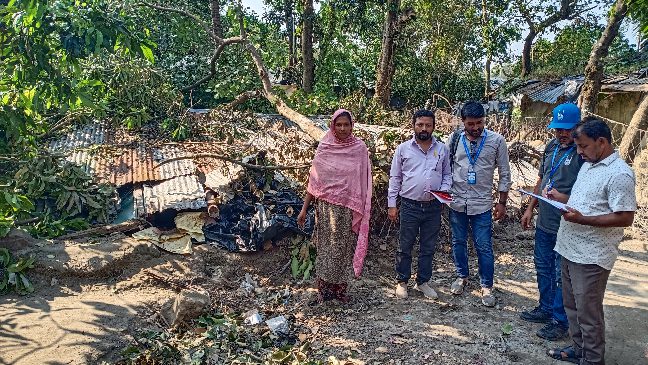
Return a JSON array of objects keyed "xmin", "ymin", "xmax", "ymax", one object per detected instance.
[{"xmin": 395, "ymin": 198, "xmax": 442, "ymax": 285}]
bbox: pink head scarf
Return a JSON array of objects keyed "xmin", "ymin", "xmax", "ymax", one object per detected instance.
[{"xmin": 306, "ymin": 109, "xmax": 373, "ymax": 277}]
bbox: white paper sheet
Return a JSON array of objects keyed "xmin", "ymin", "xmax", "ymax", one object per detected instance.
[
  {"xmin": 426, "ymin": 191, "xmax": 454, "ymax": 205},
  {"xmin": 517, "ymin": 189, "xmax": 569, "ymax": 211}
]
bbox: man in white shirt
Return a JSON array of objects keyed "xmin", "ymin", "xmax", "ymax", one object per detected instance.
[{"xmin": 545, "ymin": 117, "xmax": 637, "ymax": 365}]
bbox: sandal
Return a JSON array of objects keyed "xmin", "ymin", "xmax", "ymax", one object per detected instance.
[{"xmin": 546, "ymin": 346, "xmax": 581, "ymax": 364}]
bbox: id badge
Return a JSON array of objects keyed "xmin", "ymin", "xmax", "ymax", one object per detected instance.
[{"xmin": 467, "ymin": 171, "xmax": 477, "ymax": 185}]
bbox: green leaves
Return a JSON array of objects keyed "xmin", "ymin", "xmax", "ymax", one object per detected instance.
[
  {"xmin": 0, "ymin": 248, "xmax": 35, "ymax": 295},
  {"xmin": 140, "ymin": 43, "xmax": 154, "ymax": 63},
  {"xmin": 501, "ymin": 322, "xmax": 513, "ymax": 336},
  {"xmin": 531, "ymin": 23, "xmax": 641, "ymax": 78},
  {"xmin": 290, "ymin": 236, "xmax": 316, "ymax": 281},
  {"xmin": 0, "ymin": 153, "xmax": 114, "ymax": 238},
  {"xmin": 0, "ymin": 0, "xmax": 156, "ymax": 151},
  {"xmin": 122, "ymin": 312, "xmax": 322, "ymax": 364}
]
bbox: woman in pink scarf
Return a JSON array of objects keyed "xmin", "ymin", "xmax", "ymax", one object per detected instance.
[{"xmin": 297, "ymin": 109, "xmax": 373, "ymax": 303}]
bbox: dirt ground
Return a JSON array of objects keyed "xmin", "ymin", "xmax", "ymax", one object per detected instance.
[{"xmin": 1, "ymin": 221, "xmax": 647, "ymax": 365}]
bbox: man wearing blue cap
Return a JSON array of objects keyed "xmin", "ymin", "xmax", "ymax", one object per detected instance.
[{"xmin": 519, "ymin": 103, "xmax": 584, "ymax": 340}]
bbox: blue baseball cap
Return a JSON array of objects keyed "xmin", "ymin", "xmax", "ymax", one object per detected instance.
[{"xmin": 548, "ymin": 103, "xmax": 581, "ymax": 129}]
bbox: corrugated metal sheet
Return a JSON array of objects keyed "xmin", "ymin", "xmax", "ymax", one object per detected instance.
[
  {"xmin": 517, "ymin": 78, "xmax": 583, "ymax": 104},
  {"xmin": 203, "ymin": 163, "xmax": 242, "ymax": 192},
  {"xmin": 154, "ymin": 146, "xmax": 196, "ymax": 181},
  {"xmin": 50, "ymin": 124, "xmax": 197, "ymax": 186},
  {"xmin": 49, "ymin": 123, "xmax": 108, "ymax": 176},
  {"xmin": 135, "ymin": 175, "xmax": 206, "ymax": 216},
  {"xmin": 103, "ymin": 146, "xmax": 157, "ymax": 186},
  {"xmin": 603, "ymin": 70, "xmax": 648, "ymax": 85},
  {"xmin": 517, "ymin": 70, "xmax": 647, "ymax": 101}
]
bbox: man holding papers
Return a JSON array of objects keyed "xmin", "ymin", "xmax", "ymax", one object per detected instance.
[
  {"xmin": 519, "ymin": 103, "xmax": 584, "ymax": 341},
  {"xmin": 388, "ymin": 109, "xmax": 452, "ymax": 300},
  {"xmin": 446, "ymin": 101, "xmax": 511, "ymax": 307},
  {"xmin": 545, "ymin": 118, "xmax": 636, "ymax": 365}
]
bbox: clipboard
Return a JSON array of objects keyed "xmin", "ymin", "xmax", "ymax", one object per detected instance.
[{"xmin": 518, "ymin": 189, "xmax": 569, "ymax": 211}]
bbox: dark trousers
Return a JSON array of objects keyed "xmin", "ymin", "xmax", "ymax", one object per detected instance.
[
  {"xmin": 534, "ymin": 228, "xmax": 568, "ymax": 327},
  {"xmin": 395, "ymin": 198, "xmax": 442, "ymax": 284},
  {"xmin": 562, "ymin": 258, "xmax": 611, "ymax": 365}
]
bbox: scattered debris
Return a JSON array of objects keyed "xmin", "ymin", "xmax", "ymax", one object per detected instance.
[
  {"xmin": 174, "ymin": 212, "xmax": 206, "ymax": 242},
  {"xmin": 204, "ymin": 188, "xmax": 314, "ymax": 252},
  {"xmin": 240, "ymin": 273, "xmax": 259, "ymax": 294},
  {"xmin": 266, "ymin": 315, "xmax": 290, "ymax": 335},
  {"xmin": 165, "ymin": 288, "xmax": 211, "ymax": 327},
  {"xmin": 133, "ymin": 227, "xmax": 193, "ymax": 255},
  {"xmin": 243, "ymin": 309, "xmax": 263, "ymax": 325}
]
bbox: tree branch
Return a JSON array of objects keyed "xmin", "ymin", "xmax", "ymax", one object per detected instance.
[
  {"xmin": 536, "ymin": 0, "xmax": 575, "ymax": 33},
  {"xmin": 140, "ymin": 1, "xmax": 326, "ymax": 141},
  {"xmin": 395, "ymin": 7, "xmax": 416, "ymax": 28},
  {"xmin": 154, "ymin": 153, "xmax": 310, "ymax": 171},
  {"xmin": 226, "ymin": 90, "xmax": 263, "ymax": 109},
  {"xmin": 181, "ymin": 37, "xmax": 244, "ymax": 91}
]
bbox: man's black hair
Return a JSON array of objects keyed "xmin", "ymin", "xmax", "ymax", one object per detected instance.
[
  {"xmin": 412, "ymin": 109, "xmax": 436, "ymax": 125},
  {"xmin": 460, "ymin": 101, "xmax": 485, "ymax": 120},
  {"xmin": 573, "ymin": 116, "xmax": 612, "ymax": 144}
]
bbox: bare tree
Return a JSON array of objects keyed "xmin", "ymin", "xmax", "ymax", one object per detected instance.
[
  {"xmin": 301, "ymin": 0, "xmax": 315, "ymax": 93},
  {"xmin": 578, "ymin": 0, "xmax": 628, "ymax": 113}
]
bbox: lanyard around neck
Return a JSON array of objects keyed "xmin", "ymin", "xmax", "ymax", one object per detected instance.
[
  {"xmin": 548, "ymin": 144, "xmax": 575, "ymax": 180},
  {"xmin": 461, "ymin": 131, "xmax": 487, "ymax": 166}
]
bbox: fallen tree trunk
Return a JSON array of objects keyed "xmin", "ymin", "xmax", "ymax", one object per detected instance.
[
  {"xmin": 57, "ymin": 219, "xmax": 146, "ymax": 240},
  {"xmin": 243, "ymin": 39, "xmax": 325, "ymax": 141},
  {"xmin": 227, "ymin": 90, "xmax": 263, "ymax": 109}
]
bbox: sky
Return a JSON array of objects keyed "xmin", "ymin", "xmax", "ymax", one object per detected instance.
[{"xmin": 240, "ymin": 0, "xmax": 640, "ymax": 57}]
